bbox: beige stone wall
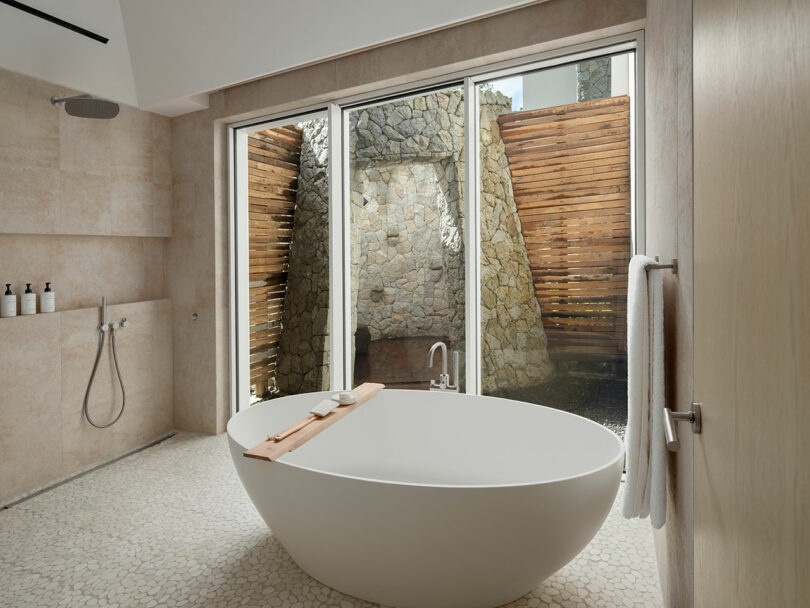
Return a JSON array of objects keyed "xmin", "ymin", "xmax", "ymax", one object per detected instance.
[
  {"xmin": 0, "ymin": 68, "xmax": 172, "ymax": 238},
  {"xmin": 0, "ymin": 299, "xmax": 173, "ymax": 505},
  {"xmin": 0, "ymin": 68, "xmax": 175, "ymax": 502}
]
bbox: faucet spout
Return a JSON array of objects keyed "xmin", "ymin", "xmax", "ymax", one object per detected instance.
[
  {"xmin": 427, "ymin": 341, "xmax": 448, "ymax": 375},
  {"xmin": 428, "ymin": 341, "xmax": 459, "ymax": 391}
]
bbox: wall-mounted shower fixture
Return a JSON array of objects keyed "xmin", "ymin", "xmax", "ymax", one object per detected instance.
[
  {"xmin": 51, "ymin": 94, "xmax": 120, "ymax": 119},
  {"xmin": 83, "ymin": 297, "xmax": 130, "ymax": 429}
]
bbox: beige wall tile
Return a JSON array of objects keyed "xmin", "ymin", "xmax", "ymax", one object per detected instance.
[
  {"xmin": 0, "ymin": 69, "xmax": 174, "ymax": 503},
  {"xmin": 110, "ymin": 174, "xmax": 154, "ymax": 236},
  {"xmin": 152, "ymin": 185, "xmax": 172, "ymax": 236},
  {"xmin": 0, "ymin": 70, "xmax": 60, "ymax": 170},
  {"xmin": 152, "ymin": 115, "xmax": 173, "ymax": 187},
  {"xmin": 0, "ymin": 164, "xmax": 60, "ymax": 234},
  {"xmin": 0, "ymin": 299, "xmax": 177, "ymax": 498},
  {"xmin": 0, "ymin": 313, "xmax": 62, "ymax": 502},
  {"xmin": 58, "ymin": 170, "xmax": 112, "ymax": 235},
  {"xmin": 0, "ymin": 235, "xmax": 165, "ymax": 311},
  {"xmin": 0, "ymin": 67, "xmax": 172, "ymax": 238},
  {"xmin": 59, "ymin": 307, "xmax": 119, "ymax": 471},
  {"xmin": 110, "ymin": 105, "xmax": 153, "ymax": 183},
  {"xmin": 59, "ymin": 110, "xmax": 111, "ymax": 177},
  {"xmin": 0, "ymin": 235, "xmax": 54, "ymax": 304}
]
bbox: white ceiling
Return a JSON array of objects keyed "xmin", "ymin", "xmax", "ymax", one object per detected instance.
[{"xmin": 0, "ymin": 0, "xmax": 536, "ymax": 116}]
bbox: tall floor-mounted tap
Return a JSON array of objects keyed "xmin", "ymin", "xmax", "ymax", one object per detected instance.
[{"xmin": 427, "ymin": 341, "xmax": 460, "ymax": 392}]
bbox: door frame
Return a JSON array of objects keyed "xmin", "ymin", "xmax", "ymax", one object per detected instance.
[{"xmin": 228, "ymin": 31, "xmax": 644, "ymax": 415}]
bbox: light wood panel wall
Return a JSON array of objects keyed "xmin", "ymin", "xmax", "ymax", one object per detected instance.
[
  {"xmin": 694, "ymin": 0, "xmax": 810, "ymax": 605},
  {"xmin": 499, "ymin": 96, "xmax": 631, "ymax": 357},
  {"xmin": 644, "ymin": 0, "xmax": 694, "ymax": 605}
]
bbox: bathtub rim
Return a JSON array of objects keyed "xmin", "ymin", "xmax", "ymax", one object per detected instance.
[{"xmin": 228, "ymin": 390, "xmax": 626, "ymax": 491}]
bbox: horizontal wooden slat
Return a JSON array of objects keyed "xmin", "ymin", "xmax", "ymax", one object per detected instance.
[
  {"xmin": 500, "ymin": 96, "xmax": 631, "ymax": 357},
  {"xmin": 247, "ymin": 124, "xmax": 303, "ymax": 394}
]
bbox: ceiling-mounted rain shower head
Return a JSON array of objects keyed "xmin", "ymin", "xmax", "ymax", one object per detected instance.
[{"xmin": 51, "ymin": 94, "xmax": 120, "ymax": 119}]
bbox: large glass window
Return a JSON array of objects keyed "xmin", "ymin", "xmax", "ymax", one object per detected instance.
[
  {"xmin": 235, "ymin": 114, "xmax": 330, "ymax": 406},
  {"xmin": 231, "ymin": 45, "xmax": 640, "ymax": 421},
  {"xmin": 346, "ymin": 86, "xmax": 466, "ymax": 391},
  {"xmin": 477, "ymin": 52, "xmax": 634, "ymax": 436}
]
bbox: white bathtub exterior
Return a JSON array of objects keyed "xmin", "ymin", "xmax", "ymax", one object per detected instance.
[{"xmin": 227, "ymin": 390, "xmax": 624, "ymax": 608}]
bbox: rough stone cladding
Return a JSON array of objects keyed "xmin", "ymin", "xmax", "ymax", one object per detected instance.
[
  {"xmin": 577, "ymin": 58, "xmax": 612, "ymax": 101},
  {"xmin": 277, "ymin": 90, "xmax": 553, "ymax": 393},
  {"xmin": 276, "ymin": 119, "xmax": 331, "ymax": 395}
]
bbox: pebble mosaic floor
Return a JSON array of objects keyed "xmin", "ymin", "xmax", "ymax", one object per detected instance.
[{"xmin": 0, "ymin": 432, "xmax": 661, "ymax": 608}]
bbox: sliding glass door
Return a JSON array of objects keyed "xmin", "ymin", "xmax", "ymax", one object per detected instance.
[
  {"xmin": 232, "ymin": 111, "xmax": 331, "ymax": 409},
  {"xmin": 230, "ymin": 39, "xmax": 641, "ymax": 416},
  {"xmin": 476, "ymin": 52, "xmax": 636, "ymax": 436},
  {"xmin": 345, "ymin": 86, "xmax": 466, "ymax": 391}
]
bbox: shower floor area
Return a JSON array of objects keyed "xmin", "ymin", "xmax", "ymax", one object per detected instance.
[
  {"xmin": 0, "ymin": 432, "xmax": 661, "ymax": 608},
  {"xmin": 353, "ymin": 336, "xmax": 451, "ymax": 390}
]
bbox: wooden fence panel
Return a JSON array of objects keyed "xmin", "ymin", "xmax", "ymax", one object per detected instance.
[
  {"xmin": 499, "ymin": 96, "xmax": 631, "ymax": 357},
  {"xmin": 248, "ymin": 126, "xmax": 302, "ymax": 396}
]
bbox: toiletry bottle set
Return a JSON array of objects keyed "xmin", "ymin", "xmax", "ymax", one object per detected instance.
[{"xmin": 0, "ymin": 283, "xmax": 56, "ymax": 318}]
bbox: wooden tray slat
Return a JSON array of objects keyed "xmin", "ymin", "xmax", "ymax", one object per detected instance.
[{"xmin": 243, "ymin": 383, "xmax": 385, "ymax": 462}]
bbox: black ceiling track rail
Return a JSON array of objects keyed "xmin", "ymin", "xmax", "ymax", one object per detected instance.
[{"xmin": 0, "ymin": 0, "xmax": 109, "ymax": 44}]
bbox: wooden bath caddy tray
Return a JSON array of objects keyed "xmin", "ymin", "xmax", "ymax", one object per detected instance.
[{"xmin": 243, "ymin": 382, "xmax": 385, "ymax": 462}]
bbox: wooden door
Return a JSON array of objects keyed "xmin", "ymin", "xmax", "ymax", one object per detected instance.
[{"xmin": 693, "ymin": 1, "xmax": 810, "ymax": 606}]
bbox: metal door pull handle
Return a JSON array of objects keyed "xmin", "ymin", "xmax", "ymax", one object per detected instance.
[{"xmin": 663, "ymin": 402, "xmax": 702, "ymax": 452}]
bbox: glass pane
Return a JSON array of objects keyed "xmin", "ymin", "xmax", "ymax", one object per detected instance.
[
  {"xmin": 347, "ymin": 86, "xmax": 466, "ymax": 391},
  {"xmin": 246, "ymin": 117, "xmax": 329, "ymax": 402},
  {"xmin": 479, "ymin": 53, "xmax": 633, "ymax": 438}
]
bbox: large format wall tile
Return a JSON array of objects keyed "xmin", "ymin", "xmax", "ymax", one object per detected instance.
[
  {"xmin": 0, "ymin": 68, "xmax": 171, "ymax": 238},
  {"xmin": 0, "ymin": 313, "xmax": 62, "ymax": 501},
  {"xmin": 0, "ymin": 299, "xmax": 173, "ymax": 504},
  {"xmin": 0, "ymin": 234, "xmax": 165, "ymax": 311}
]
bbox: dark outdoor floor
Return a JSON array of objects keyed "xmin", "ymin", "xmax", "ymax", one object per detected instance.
[
  {"xmin": 489, "ymin": 374, "xmax": 628, "ymax": 440},
  {"xmin": 355, "ymin": 337, "xmax": 627, "ymax": 439},
  {"xmin": 354, "ymin": 336, "xmax": 447, "ymax": 390}
]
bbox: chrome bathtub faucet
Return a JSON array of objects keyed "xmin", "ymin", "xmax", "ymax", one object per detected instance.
[{"xmin": 427, "ymin": 341, "xmax": 460, "ymax": 392}]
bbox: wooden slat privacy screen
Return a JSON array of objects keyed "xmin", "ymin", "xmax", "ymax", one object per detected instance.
[
  {"xmin": 247, "ymin": 126, "xmax": 303, "ymax": 396},
  {"xmin": 498, "ymin": 95, "xmax": 631, "ymax": 356}
]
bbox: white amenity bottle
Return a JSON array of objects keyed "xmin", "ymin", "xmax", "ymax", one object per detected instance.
[
  {"xmin": 41, "ymin": 282, "xmax": 55, "ymax": 313},
  {"xmin": 21, "ymin": 283, "xmax": 36, "ymax": 315},
  {"xmin": 1, "ymin": 284, "xmax": 16, "ymax": 318}
]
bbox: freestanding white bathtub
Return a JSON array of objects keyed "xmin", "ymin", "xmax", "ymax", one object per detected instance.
[{"xmin": 227, "ymin": 389, "xmax": 624, "ymax": 608}]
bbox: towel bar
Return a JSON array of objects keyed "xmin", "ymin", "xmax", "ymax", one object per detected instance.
[
  {"xmin": 663, "ymin": 402, "xmax": 702, "ymax": 452},
  {"xmin": 645, "ymin": 258, "xmax": 678, "ymax": 273}
]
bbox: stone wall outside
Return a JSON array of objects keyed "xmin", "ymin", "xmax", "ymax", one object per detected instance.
[
  {"xmin": 276, "ymin": 89, "xmax": 553, "ymax": 394},
  {"xmin": 349, "ymin": 90, "xmax": 466, "ymax": 349},
  {"xmin": 577, "ymin": 58, "xmax": 612, "ymax": 101},
  {"xmin": 275, "ymin": 119, "xmax": 331, "ymax": 395},
  {"xmin": 479, "ymin": 95, "xmax": 554, "ymax": 391}
]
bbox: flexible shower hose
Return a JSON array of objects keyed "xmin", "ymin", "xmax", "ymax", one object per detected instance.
[{"xmin": 83, "ymin": 327, "xmax": 126, "ymax": 428}]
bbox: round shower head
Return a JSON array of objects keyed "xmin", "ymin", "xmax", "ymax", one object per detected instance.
[{"xmin": 51, "ymin": 95, "xmax": 120, "ymax": 119}]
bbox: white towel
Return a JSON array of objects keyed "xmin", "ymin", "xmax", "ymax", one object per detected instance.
[{"xmin": 623, "ymin": 255, "xmax": 667, "ymax": 529}]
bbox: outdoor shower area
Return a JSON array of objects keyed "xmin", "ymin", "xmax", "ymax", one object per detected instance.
[{"xmin": 237, "ymin": 51, "xmax": 635, "ymax": 434}]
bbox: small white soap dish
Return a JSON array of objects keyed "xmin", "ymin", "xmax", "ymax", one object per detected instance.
[{"xmin": 333, "ymin": 391, "xmax": 358, "ymax": 405}]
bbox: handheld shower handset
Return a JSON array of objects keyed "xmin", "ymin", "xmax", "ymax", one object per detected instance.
[{"xmin": 84, "ymin": 296, "xmax": 128, "ymax": 428}]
